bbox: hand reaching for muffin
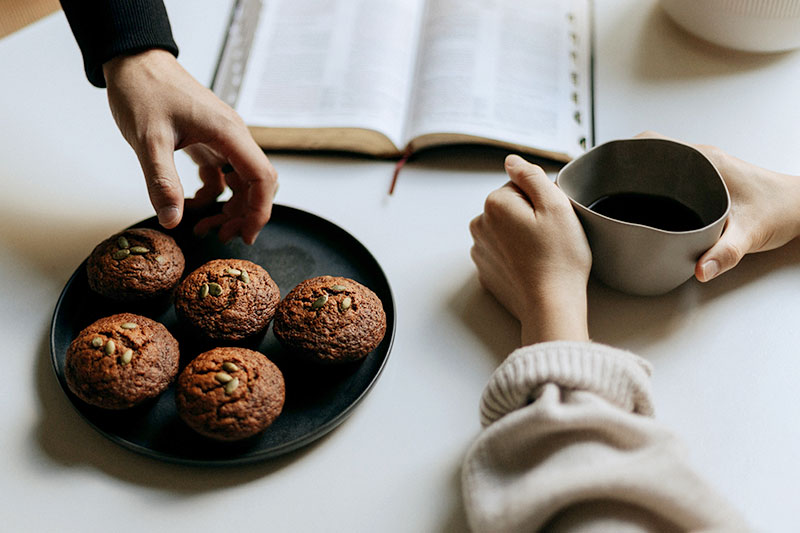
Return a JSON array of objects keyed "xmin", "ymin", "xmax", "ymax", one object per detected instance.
[{"xmin": 102, "ymin": 50, "xmax": 279, "ymax": 245}]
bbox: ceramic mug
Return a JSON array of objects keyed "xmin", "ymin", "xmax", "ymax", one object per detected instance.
[{"xmin": 556, "ymin": 138, "xmax": 730, "ymax": 296}]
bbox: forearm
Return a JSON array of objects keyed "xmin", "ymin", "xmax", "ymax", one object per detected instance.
[{"xmin": 464, "ymin": 341, "xmax": 749, "ymax": 532}]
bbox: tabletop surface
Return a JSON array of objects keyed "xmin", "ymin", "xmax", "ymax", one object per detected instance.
[{"xmin": 2, "ymin": 1, "xmax": 799, "ymax": 531}]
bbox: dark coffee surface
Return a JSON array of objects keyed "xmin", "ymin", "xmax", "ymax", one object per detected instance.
[{"xmin": 588, "ymin": 192, "xmax": 704, "ymax": 231}]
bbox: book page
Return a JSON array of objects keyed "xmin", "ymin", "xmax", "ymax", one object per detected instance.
[
  {"xmin": 404, "ymin": 0, "xmax": 590, "ymax": 158},
  {"xmin": 234, "ymin": 0, "xmax": 426, "ymax": 149}
]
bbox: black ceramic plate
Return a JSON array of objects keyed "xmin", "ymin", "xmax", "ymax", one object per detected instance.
[{"xmin": 50, "ymin": 204, "xmax": 395, "ymax": 465}]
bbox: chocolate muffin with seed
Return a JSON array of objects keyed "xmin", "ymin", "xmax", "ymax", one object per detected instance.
[
  {"xmin": 175, "ymin": 347, "xmax": 285, "ymax": 441},
  {"xmin": 174, "ymin": 259, "xmax": 280, "ymax": 342},
  {"xmin": 86, "ymin": 228, "xmax": 185, "ymax": 302},
  {"xmin": 273, "ymin": 275, "xmax": 387, "ymax": 364},
  {"xmin": 65, "ymin": 313, "xmax": 180, "ymax": 409}
]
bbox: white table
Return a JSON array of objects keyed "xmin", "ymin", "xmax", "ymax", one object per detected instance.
[{"xmin": 2, "ymin": 1, "xmax": 799, "ymax": 531}]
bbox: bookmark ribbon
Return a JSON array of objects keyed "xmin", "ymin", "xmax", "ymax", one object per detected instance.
[{"xmin": 389, "ymin": 147, "xmax": 413, "ymax": 195}]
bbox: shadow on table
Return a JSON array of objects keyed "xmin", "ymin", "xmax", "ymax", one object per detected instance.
[
  {"xmin": 0, "ymin": 206, "xmax": 129, "ymax": 284},
  {"xmin": 450, "ymin": 273, "xmax": 521, "ymax": 366},
  {"xmin": 270, "ymin": 143, "xmax": 562, "ymax": 176},
  {"xmin": 453, "ymin": 233, "xmax": 800, "ymax": 356},
  {"xmin": 33, "ymin": 331, "xmax": 320, "ymax": 491},
  {"xmin": 437, "ymin": 456, "xmax": 472, "ymax": 533},
  {"xmin": 695, "ymin": 237, "xmax": 800, "ymax": 310},
  {"xmin": 628, "ymin": 3, "xmax": 794, "ymax": 81},
  {"xmin": 588, "ymin": 238, "xmax": 800, "ymax": 348},
  {"xmin": 404, "ymin": 144, "xmax": 563, "ymax": 175}
]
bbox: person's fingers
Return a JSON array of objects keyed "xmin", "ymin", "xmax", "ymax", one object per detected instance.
[
  {"xmin": 218, "ymin": 217, "xmax": 245, "ymax": 244},
  {"xmin": 135, "ymin": 133, "xmax": 184, "ymax": 229},
  {"xmin": 240, "ymin": 178, "xmax": 274, "ymax": 245},
  {"xmin": 468, "ymin": 213, "xmax": 484, "ymax": 240},
  {"xmin": 212, "ymin": 123, "xmax": 278, "ymax": 244},
  {"xmin": 469, "ymin": 244, "xmax": 522, "ymax": 320},
  {"xmin": 695, "ymin": 221, "xmax": 751, "ymax": 282},
  {"xmin": 633, "ymin": 130, "xmax": 672, "ymax": 141},
  {"xmin": 185, "ymin": 164, "xmax": 227, "ymax": 208},
  {"xmin": 222, "ymin": 190, "xmax": 246, "ymax": 216},
  {"xmin": 504, "ymin": 154, "xmax": 555, "ymax": 205},
  {"xmin": 184, "ymin": 142, "xmax": 220, "ymax": 166},
  {"xmin": 193, "ymin": 212, "xmax": 227, "ymax": 237},
  {"xmin": 192, "ymin": 187, "xmax": 247, "ymax": 240},
  {"xmin": 186, "ymin": 150, "xmax": 272, "ymax": 244},
  {"xmin": 229, "ymin": 161, "xmax": 277, "ymax": 245},
  {"xmin": 481, "ymin": 184, "xmax": 539, "ymax": 237},
  {"xmin": 183, "ymin": 144, "xmax": 228, "ymax": 208}
]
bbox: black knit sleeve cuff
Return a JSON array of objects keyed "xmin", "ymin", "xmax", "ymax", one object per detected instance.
[{"xmin": 60, "ymin": 0, "xmax": 179, "ymax": 88}]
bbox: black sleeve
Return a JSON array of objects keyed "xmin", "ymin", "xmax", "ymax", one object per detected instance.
[{"xmin": 59, "ymin": 0, "xmax": 180, "ymax": 88}]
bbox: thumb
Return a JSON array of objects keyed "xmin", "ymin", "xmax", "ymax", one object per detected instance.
[
  {"xmin": 136, "ymin": 138, "xmax": 185, "ymax": 229},
  {"xmin": 695, "ymin": 222, "xmax": 750, "ymax": 282}
]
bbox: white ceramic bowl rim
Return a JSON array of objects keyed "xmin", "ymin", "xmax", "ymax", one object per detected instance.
[{"xmin": 659, "ymin": 0, "xmax": 800, "ymax": 52}]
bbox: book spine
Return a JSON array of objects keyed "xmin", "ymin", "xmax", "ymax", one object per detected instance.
[{"xmin": 211, "ymin": 0, "xmax": 263, "ymax": 108}]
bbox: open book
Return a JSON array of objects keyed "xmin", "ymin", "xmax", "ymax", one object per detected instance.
[{"xmin": 213, "ymin": 0, "xmax": 593, "ymax": 163}]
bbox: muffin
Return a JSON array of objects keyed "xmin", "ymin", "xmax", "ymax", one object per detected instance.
[
  {"xmin": 273, "ymin": 276, "xmax": 387, "ymax": 364},
  {"xmin": 175, "ymin": 347, "xmax": 285, "ymax": 441},
  {"xmin": 65, "ymin": 313, "xmax": 180, "ymax": 409},
  {"xmin": 86, "ymin": 228, "xmax": 185, "ymax": 302},
  {"xmin": 174, "ymin": 259, "xmax": 280, "ymax": 341}
]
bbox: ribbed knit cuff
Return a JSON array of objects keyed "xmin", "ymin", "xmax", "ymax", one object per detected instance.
[
  {"xmin": 60, "ymin": 0, "xmax": 179, "ymax": 87},
  {"xmin": 480, "ymin": 341, "xmax": 654, "ymax": 427}
]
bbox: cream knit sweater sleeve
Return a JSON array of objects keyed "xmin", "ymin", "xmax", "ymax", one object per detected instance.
[{"xmin": 461, "ymin": 341, "xmax": 750, "ymax": 532}]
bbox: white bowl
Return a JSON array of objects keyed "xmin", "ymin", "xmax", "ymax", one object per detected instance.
[{"xmin": 659, "ymin": 0, "xmax": 800, "ymax": 52}]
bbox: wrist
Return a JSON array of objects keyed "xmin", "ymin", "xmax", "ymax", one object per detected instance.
[
  {"xmin": 102, "ymin": 49, "xmax": 176, "ymax": 85},
  {"xmin": 519, "ymin": 282, "xmax": 589, "ymax": 345}
]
